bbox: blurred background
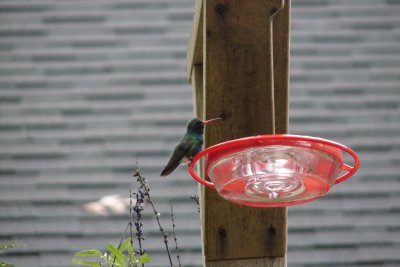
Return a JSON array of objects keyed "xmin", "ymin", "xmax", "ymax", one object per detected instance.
[{"xmin": 0, "ymin": 0, "xmax": 400, "ymax": 266}]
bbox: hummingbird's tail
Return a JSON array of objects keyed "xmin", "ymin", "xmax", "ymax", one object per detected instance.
[{"xmin": 160, "ymin": 161, "xmax": 181, "ymax": 177}]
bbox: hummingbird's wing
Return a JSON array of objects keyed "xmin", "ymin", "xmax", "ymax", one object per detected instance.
[{"xmin": 160, "ymin": 136, "xmax": 192, "ymax": 177}]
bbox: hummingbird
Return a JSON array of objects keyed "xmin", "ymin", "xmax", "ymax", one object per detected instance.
[{"xmin": 160, "ymin": 117, "xmax": 223, "ymax": 177}]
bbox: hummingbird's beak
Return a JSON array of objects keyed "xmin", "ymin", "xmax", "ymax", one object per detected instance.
[{"xmin": 203, "ymin": 117, "xmax": 223, "ymax": 126}]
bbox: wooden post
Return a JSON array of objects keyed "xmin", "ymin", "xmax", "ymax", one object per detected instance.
[{"xmin": 188, "ymin": 0, "xmax": 291, "ymax": 266}]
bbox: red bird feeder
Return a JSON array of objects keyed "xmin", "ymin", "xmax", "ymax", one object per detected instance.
[{"xmin": 189, "ymin": 135, "xmax": 359, "ymax": 207}]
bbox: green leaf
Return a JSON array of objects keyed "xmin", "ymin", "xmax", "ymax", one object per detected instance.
[
  {"xmin": 107, "ymin": 244, "xmax": 126, "ymax": 266},
  {"xmin": 119, "ymin": 238, "xmax": 133, "ymax": 254},
  {"xmin": 0, "ymin": 260, "xmax": 16, "ymax": 267},
  {"xmin": 75, "ymin": 249, "xmax": 102, "ymax": 257},
  {"xmin": 120, "ymin": 239, "xmax": 137, "ymax": 265},
  {"xmin": 107, "ymin": 243, "xmax": 126, "ymax": 260},
  {"xmin": 139, "ymin": 254, "xmax": 151, "ymax": 264},
  {"xmin": 0, "ymin": 242, "xmax": 24, "ymax": 253},
  {"xmin": 71, "ymin": 258, "xmax": 100, "ymax": 267},
  {"xmin": 127, "ymin": 252, "xmax": 137, "ymax": 266}
]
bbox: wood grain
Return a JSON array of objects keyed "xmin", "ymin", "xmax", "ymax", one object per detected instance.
[
  {"xmin": 191, "ymin": 64, "xmax": 204, "ymax": 119},
  {"xmin": 203, "ymin": 0, "xmax": 289, "ymax": 262},
  {"xmin": 187, "ymin": 0, "xmax": 204, "ymax": 80},
  {"xmin": 207, "ymin": 256, "xmax": 286, "ymax": 267},
  {"xmin": 273, "ymin": 0, "xmax": 291, "ymax": 134}
]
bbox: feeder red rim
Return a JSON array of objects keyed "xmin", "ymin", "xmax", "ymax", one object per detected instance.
[{"xmin": 188, "ymin": 134, "xmax": 360, "ymax": 190}]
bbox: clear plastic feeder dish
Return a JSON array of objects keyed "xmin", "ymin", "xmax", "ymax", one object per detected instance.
[{"xmin": 189, "ymin": 135, "xmax": 359, "ymax": 207}]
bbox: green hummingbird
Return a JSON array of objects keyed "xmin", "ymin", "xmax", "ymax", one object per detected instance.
[{"xmin": 160, "ymin": 117, "xmax": 222, "ymax": 177}]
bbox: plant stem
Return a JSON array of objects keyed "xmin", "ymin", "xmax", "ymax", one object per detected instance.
[
  {"xmin": 149, "ymin": 197, "xmax": 173, "ymax": 267},
  {"xmin": 134, "ymin": 167, "xmax": 173, "ymax": 267},
  {"xmin": 130, "ymin": 189, "xmax": 133, "ymax": 244},
  {"xmin": 170, "ymin": 202, "xmax": 181, "ymax": 267},
  {"xmin": 134, "ymin": 193, "xmax": 144, "ymax": 264},
  {"xmin": 112, "ymin": 222, "xmax": 130, "ymax": 267}
]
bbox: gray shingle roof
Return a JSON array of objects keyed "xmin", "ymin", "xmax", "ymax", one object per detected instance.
[
  {"xmin": 1, "ymin": 0, "xmax": 400, "ymax": 266},
  {"xmin": 288, "ymin": 1, "xmax": 400, "ymax": 266}
]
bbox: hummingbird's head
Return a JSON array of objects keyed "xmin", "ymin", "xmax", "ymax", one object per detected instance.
[
  {"xmin": 187, "ymin": 117, "xmax": 223, "ymax": 134},
  {"xmin": 187, "ymin": 118, "xmax": 205, "ymax": 134}
]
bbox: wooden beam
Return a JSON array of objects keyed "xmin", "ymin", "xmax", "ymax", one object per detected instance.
[
  {"xmin": 204, "ymin": 257, "xmax": 286, "ymax": 267},
  {"xmin": 203, "ymin": 0, "xmax": 290, "ymax": 264},
  {"xmin": 188, "ymin": 0, "xmax": 291, "ymax": 266},
  {"xmin": 187, "ymin": 0, "xmax": 204, "ymax": 81},
  {"xmin": 273, "ymin": 0, "xmax": 291, "ymax": 134},
  {"xmin": 191, "ymin": 64, "xmax": 204, "ymax": 119}
]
